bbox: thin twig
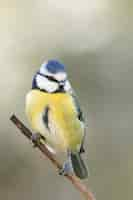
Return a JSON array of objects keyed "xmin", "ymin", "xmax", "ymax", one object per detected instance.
[{"xmin": 10, "ymin": 114, "xmax": 96, "ymax": 200}]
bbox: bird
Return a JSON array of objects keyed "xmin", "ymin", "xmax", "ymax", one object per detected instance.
[{"xmin": 25, "ymin": 59, "xmax": 88, "ymax": 179}]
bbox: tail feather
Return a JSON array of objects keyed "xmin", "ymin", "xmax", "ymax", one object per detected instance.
[{"xmin": 70, "ymin": 152, "xmax": 88, "ymax": 179}]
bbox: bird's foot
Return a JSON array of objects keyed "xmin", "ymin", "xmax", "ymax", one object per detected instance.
[
  {"xmin": 59, "ymin": 160, "xmax": 74, "ymax": 176},
  {"xmin": 31, "ymin": 133, "xmax": 45, "ymax": 147}
]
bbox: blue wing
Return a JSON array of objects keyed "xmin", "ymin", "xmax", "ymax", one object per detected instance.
[{"xmin": 71, "ymin": 91, "xmax": 85, "ymax": 153}]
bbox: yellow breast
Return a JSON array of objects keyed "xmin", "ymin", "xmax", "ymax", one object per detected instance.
[{"xmin": 25, "ymin": 89, "xmax": 84, "ymax": 152}]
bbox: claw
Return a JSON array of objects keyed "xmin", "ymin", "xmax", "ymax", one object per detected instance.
[
  {"xmin": 59, "ymin": 159, "xmax": 74, "ymax": 176},
  {"xmin": 31, "ymin": 133, "xmax": 42, "ymax": 147}
]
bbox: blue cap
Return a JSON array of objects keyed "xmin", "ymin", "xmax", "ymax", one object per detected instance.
[{"xmin": 46, "ymin": 60, "xmax": 65, "ymax": 74}]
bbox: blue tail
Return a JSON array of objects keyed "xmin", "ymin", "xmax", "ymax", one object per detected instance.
[{"xmin": 70, "ymin": 152, "xmax": 88, "ymax": 179}]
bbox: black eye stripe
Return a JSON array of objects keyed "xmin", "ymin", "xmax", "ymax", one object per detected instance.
[
  {"xmin": 45, "ymin": 75, "xmax": 59, "ymax": 83},
  {"xmin": 37, "ymin": 72, "xmax": 67, "ymax": 84},
  {"xmin": 37, "ymin": 72, "xmax": 58, "ymax": 83}
]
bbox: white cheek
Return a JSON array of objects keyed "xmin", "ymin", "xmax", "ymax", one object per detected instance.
[{"xmin": 36, "ymin": 75, "xmax": 58, "ymax": 92}]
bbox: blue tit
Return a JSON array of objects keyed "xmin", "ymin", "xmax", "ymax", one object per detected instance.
[{"xmin": 25, "ymin": 60, "xmax": 88, "ymax": 179}]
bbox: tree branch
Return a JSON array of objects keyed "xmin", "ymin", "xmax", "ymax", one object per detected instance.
[{"xmin": 10, "ymin": 114, "xmax": 96, "ymax": 200}]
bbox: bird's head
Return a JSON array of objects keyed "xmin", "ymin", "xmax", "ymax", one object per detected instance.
[{"xmin": 32, "ymin": 60, "xmax": 72, "ymax": 93}]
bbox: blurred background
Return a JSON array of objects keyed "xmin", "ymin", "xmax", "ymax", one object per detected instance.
[{"xmin": 0, "ymin": 0, "xmax": 133, "ymax": 199}]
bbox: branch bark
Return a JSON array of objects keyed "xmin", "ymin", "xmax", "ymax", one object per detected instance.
[{"xmin": 10, "ymin": 114, "xmax": 96, "ymax": 200}]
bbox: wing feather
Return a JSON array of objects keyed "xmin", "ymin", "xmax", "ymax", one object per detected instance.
[{"xmin": 71, "ymin": 90, "xmax": 86, "ymax": 153}]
